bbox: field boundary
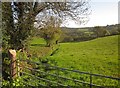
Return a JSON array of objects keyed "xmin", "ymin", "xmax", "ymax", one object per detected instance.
[{"xmin": 17, "ymin": 59, "xmax": 120, "ymax": 88}]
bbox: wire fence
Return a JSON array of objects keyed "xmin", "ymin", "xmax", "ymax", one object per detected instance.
[{"xmin": 17, "ymin": 59, "xmax": 120, "ymax": 88}]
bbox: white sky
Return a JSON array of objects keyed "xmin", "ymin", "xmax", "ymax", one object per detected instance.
[{"xmin": 64, "ymin": 0, "xmax": 119, "ymax": 28}]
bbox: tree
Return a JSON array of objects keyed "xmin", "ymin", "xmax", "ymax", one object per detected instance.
[
  {"xmin": 2, "ymin": 2, "xmax": 15, "ymax": 49},
  {"xmin": 93, "ymin": 26, "xmax": 108, "ymax": 37},
  {"xmin": 2, "ymin": 2, "xmax": 32, "ymax": 50},
  {"xmin": 2, "ymin": 1, "xmax": 90, "ymax": 50},
  {"xmin": 39, "ymin": 16, "xmax": 62, "ymax": 47}
]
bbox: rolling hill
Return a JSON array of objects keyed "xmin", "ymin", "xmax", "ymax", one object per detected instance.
[{"xmin": 48, "ymin": 35, "xmax": 119, "ymax": 77}]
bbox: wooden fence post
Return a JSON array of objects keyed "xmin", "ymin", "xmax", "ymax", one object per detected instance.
[{"xmin": 8, "ymin": 49, "xmax": 17, "ymax": 80}]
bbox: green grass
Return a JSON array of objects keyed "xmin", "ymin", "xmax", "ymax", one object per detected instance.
[
  {"xmin": 29, "ymin": 35, "xmax": 119, "ymax": 86},
  {"xmin": 28, "ymin": 37, "xmax": 51, "ymax": 58},
  {"xmin": 30, "ymin": 37, "xmax": 46, "ymax": 44},
  {"xmin": 48, "ymin": 35, "xmax": 119, "ymax": 77}
]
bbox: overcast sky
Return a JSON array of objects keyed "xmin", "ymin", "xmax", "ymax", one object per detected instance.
[{"xmin": 65, "ymin": 0, "xmax": 119, "ymax": 28}]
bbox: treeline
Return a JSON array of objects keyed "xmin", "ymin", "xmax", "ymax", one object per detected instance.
[{"xmin": 59, "ymin": 24, "xmax": 120, "ymax": 42}]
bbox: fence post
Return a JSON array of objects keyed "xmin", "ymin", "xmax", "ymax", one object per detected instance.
[
  {"xmin": 90, "ymin": 75, "xmax": 92, "ymax": 88},
  {"xmin": 8, "ymin": 49, "xmax": 17, "ymax": 80}
]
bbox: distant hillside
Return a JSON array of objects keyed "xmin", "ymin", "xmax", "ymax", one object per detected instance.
[
  {"xmin": 61, "ymin": 24, "xmax": 119, "ymax": 31},
  {"xmin": 60, "ymin": 24, "xmax": 120, "ymax": 43}
]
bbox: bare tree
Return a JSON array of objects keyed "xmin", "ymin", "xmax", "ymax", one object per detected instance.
[{"xmin": 35, "ymin": 1, "xmax": 90, "ymax": 28}]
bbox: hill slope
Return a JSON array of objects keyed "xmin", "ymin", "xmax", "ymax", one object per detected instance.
[{"xmin": 48, "ymin": 35, "xmax": 119, "ymax": 77}]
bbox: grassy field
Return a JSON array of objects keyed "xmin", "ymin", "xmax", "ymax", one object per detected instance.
[
  {"xmin": 28, "ymin": 37, "xmax": 52, "ymax": 59},
  {"xmin": 29, "ymin": 35, "xmax": 119, "ymax": 86},
  {"xmin": 48, "ymin": 35, "xmax": 119, "ymax": 77}
]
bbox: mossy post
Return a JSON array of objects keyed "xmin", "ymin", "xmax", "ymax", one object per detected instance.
[{"xmin": 8, "ymin": 49, "xmax": 17, "ymax": 80}]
